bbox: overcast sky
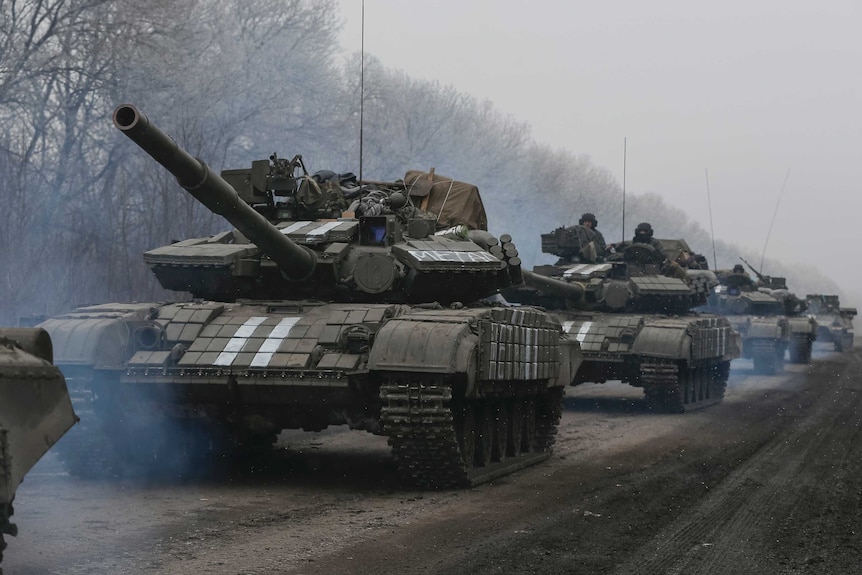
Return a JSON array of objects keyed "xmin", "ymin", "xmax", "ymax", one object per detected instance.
[{"xmin": 335, "ymin": 0, "xmax": 861, "ymax": 302}]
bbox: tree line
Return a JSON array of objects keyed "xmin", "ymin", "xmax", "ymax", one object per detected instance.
[{"xmin": 0, "ymin": 0, "xmax": 840, "ymax": 324}]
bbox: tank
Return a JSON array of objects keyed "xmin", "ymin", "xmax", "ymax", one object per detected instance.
[
  {"xmin": 0, "ymin": 328, "xmax": 77, "ymax": 569},
  {"xmin": 503, "ymin": 226, "xmax": 740, "ymax": 413},
  {"xmin": 39, "ymin": 105, "xmax": 582, "ymax": 489},
  {"xmin": 806, "ymin": 294, "xmax": 855, "ymax": 352},
  {"xmin": 699, "ymin": 259, "xmax": 818, "ymax": 372}
]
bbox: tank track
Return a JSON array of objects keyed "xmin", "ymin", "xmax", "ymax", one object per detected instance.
[
  {"xmin": 751, "ymin": 339, "xmax": 785, "ymax": 374},
  {"xmin": 788, "ymin": 334, "xmax": 813, "ymax": 364},
  {"xmin": 380, "ymin": 378, "xmax": 563, "ymax": 489},
  {"xmin": 834, "ymin": 332, "xmax": 853, "ymax": 352},
  {"xmin": 1, "ymin": 500, "xmax": 12, "ymax": 571},
  {"xmin": 642, "ymin": 359, "xmax": 728, "ymax": 413}
]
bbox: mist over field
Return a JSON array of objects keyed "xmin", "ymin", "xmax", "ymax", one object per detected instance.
[{"xmin": 0, "ymin": 0, "xmax": 857, "ymax": 324}]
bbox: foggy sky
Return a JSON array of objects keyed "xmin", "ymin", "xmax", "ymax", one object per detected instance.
[{"xmin": 336, "ymin": 0, "xmax": 862, "ymax": 304}]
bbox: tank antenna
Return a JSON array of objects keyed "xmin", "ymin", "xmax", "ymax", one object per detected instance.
[
  {"xmin": 621, "ymin": 137, "xmax": 627, "ymax": 242},
  {"xmin": 759, "ymin": 168, "xmax": 791, "ymax": 273},
  {"xmin": 705, "ymin": 168, "xmax": 718, "ymax": 269},
  {"xmin": 358, "ymin": 0, "xmax": 365, "ymax": 184}
]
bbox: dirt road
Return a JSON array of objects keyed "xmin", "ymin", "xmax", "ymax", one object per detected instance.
[{"xmin": 6, "ymin": 346, "xmax": 861, "ymax": 574}]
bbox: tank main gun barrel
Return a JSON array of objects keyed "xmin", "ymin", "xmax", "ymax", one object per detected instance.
[
  {"xmin": 739, "ymin": 257, "xmax": 766, "ymax": 283},
  {"xmin": 522, "ymin": 270, "xmax": 585, "ymax": 302},
  {"xmin": 112, "ymin": 104, "xmax": 315, "ymax": 280}
]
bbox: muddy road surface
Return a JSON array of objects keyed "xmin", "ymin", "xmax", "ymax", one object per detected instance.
[{"xmin": 6, "ymin": 346, "xmax": 861, "ymax": 574}]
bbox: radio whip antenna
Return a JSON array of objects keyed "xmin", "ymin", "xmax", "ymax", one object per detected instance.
[
  {"xmin": 705, "ymin": 168, "xmax": 718, "ymax": 269},
  {"xmin": 621, "ymin": 137, "xmax": 627, "ymax": 242},
  {"xmin": 760, "ymin": 168, "xmax": 791, "ymax": 272},
  {"xmin": 358, "ymin": 0, "xmax": 365, "ymax": 184}
]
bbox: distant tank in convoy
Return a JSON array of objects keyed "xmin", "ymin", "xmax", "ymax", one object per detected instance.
[
  {"xmin": 503, "ymin": 221, "xmax": 739, "ymax": 413},
  {"xmin": 39, "ymin": 105, "xmax": 582, "ymax": 489},
  {"xmin": 699, "ymin": 259, "xmax": 818, "ymax": 372},
  {"xmin": 1, "ymin": 328, "xmax": 77, "ymax": 569},
  {"xmin": 806, "ymin": 294, "xmax": 855, "ymax": 352}
]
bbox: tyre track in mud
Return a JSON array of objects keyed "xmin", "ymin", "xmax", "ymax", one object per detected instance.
[{"xmin": 611, "ymin": 351, "xmax": 862, "ymax": 574}]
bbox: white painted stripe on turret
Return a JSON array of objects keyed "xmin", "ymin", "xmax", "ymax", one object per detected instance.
[
  {"xmin": 250, "ymin": 316, "xmax": 301, "ymax": 367},
  {"xmin": 306, "ymin": 221, "xmax": 341, "ymax": 237},
  {"xmin": 562, "ymin": 320, "xmax": 575, "ymax": 334},
  {"xmin": 214, "ymin": 316, "xmax": 267, "ymax": 366},
  {"xmin": 280, "ymin": 221, "xmax": 314, "ymax": 235}
]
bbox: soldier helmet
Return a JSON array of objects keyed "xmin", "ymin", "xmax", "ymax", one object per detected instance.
[
  {"xmin": 635, "ymin": 222, "xmax": 653, "ymax": 238},
  {"xmin": 579, "ymin": 213, "xmax": 597, "ymax": 227},
  {"xmin": 732, "ymin": 264, "xmax": 745, "ymax": 274}
]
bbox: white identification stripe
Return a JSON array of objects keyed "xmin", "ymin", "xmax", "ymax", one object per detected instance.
[
  {"xmin": 564, "ymin": 263, "xmax": 610, "ymax": 278},
  {"xmin": 215, "ymin": 316, "xmax": 267, "ymax": 366},
  {"xmin": 280, "ymin": 221, "xmax": 313, "ymax": 235},
  {"xmin": 306, "ymin": 221, "xmax": 341, "ymax": 236},
  {"xmin": 562, "ymin": 320, "xmax": 575, "ymax": 333},
  {"xmin": 575, "ymin": 321, "xmax": 593, "ymax": 343},
  {"xmin": 250, "ymin": 317, "xmax": 301, "ymax": 367},
  {"xmin": 409, "ymin": 250, "xmax": 500, "ymax": 263}
]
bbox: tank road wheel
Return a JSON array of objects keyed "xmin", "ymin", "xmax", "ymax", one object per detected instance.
[
  {"xmin": 475, "ymin": 402, "xmax": 494, "ymax": 467},
  {"xmin": 711, "ymin": 361, "xmax": 729, "ymax": 401},
  {"xmin": 380, "ymin": 378, "xmax": 564, "ymax": 488},
  {"xmin": 521, "ymin": 398, "xmax": 538, "ymax": 454},
  {"xmin": 752, "ymin": 340, "xmax": 784, "ymax": 375},
  {"xmin": 532, "ymin": 387, "xmax": 564, "ymax": 452},
  {"xmin": 835, "ymin": 333, "xmax": 852, "ymax": 352},
  {"xmin": 643, "ymin": 360, "xmax": 724, "ymax": 413},
  {"xmin": 456, "ymin": 404, "xmax": 477, "ymax": 469},
  {"xmin": 788, "ymin": 335, "xmax": 812, "ymax": 364},
  {"xmin": 508, "ymin": 398, "xmax": 524, "ymax": 457},
  {"xmin": 681, "ymin": 369, "xmax": 695, "ymax": 405},
  {"xmin": 492, "ymin": 399, "xmax": 510, "ymax": 462},
  {"xmin": 692, "ymin": 368, "xmax": 704, "ymax": 403}
]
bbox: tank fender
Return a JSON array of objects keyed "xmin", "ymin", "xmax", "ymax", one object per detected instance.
[
  {"xmin": 787, "ymin": 316, "xmax": 817, "ymax": 338},
  {"xmin": 368, "ymin": 318, "xmax": 478, "ymax": 393},
  {"xmin": 39, "ymin": 313, "xmax": 146, "ymax": 368},
  {"xmin": 746, "ymin": 318, "xmax": 788, "ymax": 340},
  {"xmin": 630, "ymin": 325, "xmax": 691, "ymax": 359}
]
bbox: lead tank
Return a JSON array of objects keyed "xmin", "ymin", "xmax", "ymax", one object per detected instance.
[
  {"xmin": 806, "ymin": 294, "xmax": 855, "ymax": 352},
  {"xmin": 503, "ymin": 225, "xmax": 739, "ymax": 413},
  {"xmin": 1, "ymin": 328, "xmax": 76, "ymax": 570},
  {"xmin": 40, "ymin": 105, "xmax": 581, "ymax": 489}
]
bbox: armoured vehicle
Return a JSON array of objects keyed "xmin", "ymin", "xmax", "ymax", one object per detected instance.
[
  {"xmin": 700, "ymin": 260, "xmax": 818, "ymax": 372},
  {"xmin": 1, "ymin": 328, "xmax": 76, "ymax": 570},
  {"xmin": 39, "ymin": 104, "xmax": 581, "ymax": 489},
  {"xmin": 806, "ymin": 294, "xmax": 856, "ymax": 352},
  {"xmin": 503, "ymin": 226, "xmax": 739, "ymax": 413}
]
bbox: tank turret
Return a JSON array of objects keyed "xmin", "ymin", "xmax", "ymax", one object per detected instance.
[
  {"xmin": 113, "ymin": 104, "xmax": 518, "ymax": 304},
  {"xmin": 505, "ymin": 223, "xmax": 739, "ymax": 413},
  {"xmin": 114, "ymin": 105, "xmax": 316, "ymax": 280},
  {"xmin": 511, "ymin": 226, "xmax": 717, "ymax": 315}
]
